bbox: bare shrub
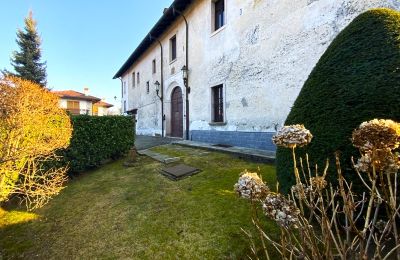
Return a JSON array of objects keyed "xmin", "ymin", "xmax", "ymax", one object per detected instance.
[
  {"xmin": 236, "ymin": 120, "xmax": 400, "ymax": 259},
  {"xmin": 0, "ymin": 76, "xmax": 72, "ymax": 210}
]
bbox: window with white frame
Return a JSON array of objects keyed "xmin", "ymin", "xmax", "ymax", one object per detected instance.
[
  {"xmin": 213, "ymin": 0, "xmax": 225, "ymax": 31},
  {"xmin": 132, "ymin": 72, "xmax": 135, "ymax": 87}
]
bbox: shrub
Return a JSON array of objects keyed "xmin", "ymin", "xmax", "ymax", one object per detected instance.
[
  {"xmin": 59, "ymin": 115, "xmax": 135, "ymax": 173},
  {"xmin": 276, "ymin": 8, "xmax": 400, "ymax": 193},
  {"xmin": 0, "ymin": 76, "xmax": 72, "ymax": 209},
  {"xmin": 237, "ymin": 121, "xmax": 400, "ymax": 259}
]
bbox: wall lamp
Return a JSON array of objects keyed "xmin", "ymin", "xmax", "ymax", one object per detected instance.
[
  {"xmin": 181, "ymin": 65, "xmax": 190, "ymax": 93},
  {"xmin": 154, "ymin": 80, "xmax": 162, "ymax": 100}
]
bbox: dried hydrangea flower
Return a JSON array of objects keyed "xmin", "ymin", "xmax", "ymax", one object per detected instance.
[
  {"xmin": 234, "ymin": 171, "xmax": 269, "ymax": 200},
  {"xmin": 352, "ymin": 119, "xmax": 400, "ymax": 152},
  {"xmin": 272, "ymin": 124, "xmax": 313, "ymax": 148},
  {"xmin": 355, "ymin": 149, "xmax": 400, "ymax": 174},
  {"xmin": 291, "ymin": 183, "xmax": 307, "ymax": 199},
  {"xmin": 310, "ymin": 176, "xmax": 327, "ymax": 191},
  {"xmin": 262, "ymin": 192, "xmax": 300, "ymax": 229},
  {"xmin": 354, "ymin": 153, "xmax": 372, "ymax": 173}
]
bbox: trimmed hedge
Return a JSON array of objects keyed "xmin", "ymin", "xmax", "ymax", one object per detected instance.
[
  {"xmin": 59, "ymin": 115, "xmax": 135, "ymax": 173},
  {"xmin": 276, "ymin": 8, "xmax": 400, "ymax": 193}
]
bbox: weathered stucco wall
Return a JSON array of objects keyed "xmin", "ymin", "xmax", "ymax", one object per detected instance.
[{"xmin": 121, "ymin": 0, "xmax": 400, "ymax": 146}]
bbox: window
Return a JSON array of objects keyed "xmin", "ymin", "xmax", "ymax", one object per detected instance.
[
  {"xmin": 123, "ymin": 81, "xmax": 126, "ymax": 94},
  {"xmin": 67, "ymin": 100, "xmax": 80, "ymax": 115},
  {"xmin": 124, "ymin": 101, "xmax": 126, "ymax": 113},
  {"xmin": 170, "ymin": 35, "xmax": 177, "ymax": 61},
  {"xmin": 152, "ymin": 59, "xmax": 156, "ymax": 74},
  {"xmin": 146, "ymin": 81, "xmax": 150, "ymax": 94},
  {"xmin": 211, "ymin": 85, "xmax": 224, "ymax": 122},
  {"xmin": 132, "ymin": 72, "xmax": 135, "ymax": 87},
  {"xmin": 137, "ymin": 72, "xmax": 140, "ymax": 85},
  {"xmin": 214, "ymin": 0, "xmax": 225, "ymax": 31}
]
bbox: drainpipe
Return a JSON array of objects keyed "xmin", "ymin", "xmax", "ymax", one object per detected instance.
[
  {"xmin": 149, "ymin": 34, "xmax": 165, "ymax": 137},
  {"xmin": 173, "ymin": 7, "xmax": 190, "ymax": 140}
]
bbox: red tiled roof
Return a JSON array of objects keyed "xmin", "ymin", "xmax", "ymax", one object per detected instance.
[
  {"xmin": 95, "ymin": 101, "xmax": 114, "ymax": 108},
  {"xmin": 52, "ymin": 90, "xmax": 101, "ymax": 102}
]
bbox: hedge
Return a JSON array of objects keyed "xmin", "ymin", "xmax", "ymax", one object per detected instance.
[
  {"xmin": 276, "ymin": 8, "xmax": 400, "ymax": 193},
  {"xmin": 59, "ymin": 115, "xmax": 135, "ymax": 173}
]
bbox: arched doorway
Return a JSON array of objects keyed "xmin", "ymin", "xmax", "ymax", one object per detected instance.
[{"xmin": 170, "ymin": 87, "xmax": 183, "ymax": 138}]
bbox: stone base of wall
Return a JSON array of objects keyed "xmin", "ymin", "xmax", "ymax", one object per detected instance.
[{"xmin": 190, "ymin": 130, "xmax": 276, "ymax": 151}]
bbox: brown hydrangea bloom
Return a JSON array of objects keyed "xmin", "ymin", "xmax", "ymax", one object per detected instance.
[
  {"xmin": 310, "ymin": 176, "xmax": 328, "ymax": 191},
  {"xmin": 272, "ymin": 124, "xmax": 313, "ymax": 148},
  {"xmin": 355, "ymin": 149, "xmax": 400, "ymax": 174},
  {"xmin": 234, "ymin": 171, "xmax": 269, "ymax": 200},
  {"xmin": 352, "ymin": 119, "xmax": 400, "ymax": 152},
  {"xmin": 291, "ymin": 183, "xmax": 307, "ymax": 199},
  {"xmin": 262, "ymin": 192, "xmax": 300, "ymax": 228}
]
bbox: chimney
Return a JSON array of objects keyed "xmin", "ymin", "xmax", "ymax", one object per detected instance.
[
  {"xmin": 83, "ymin": 87, "xmax": 89, "ymax": 96},
  {"xmin": 163, "ymin": 8, "xmax": 169, "ymax": 14}
]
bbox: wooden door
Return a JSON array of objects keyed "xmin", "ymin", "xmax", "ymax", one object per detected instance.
[{"xmin": 171, "ymin": 87, "xmax": 183, "ymax": 138}]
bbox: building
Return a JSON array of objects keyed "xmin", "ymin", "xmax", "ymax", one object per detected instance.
[
  {"xmin": 113, "ymin": 0, "xmax": 399, "ymax": 150},
  {"xmin": 53, "ymin": 88, "xmax": 114, "ymax": 116}
]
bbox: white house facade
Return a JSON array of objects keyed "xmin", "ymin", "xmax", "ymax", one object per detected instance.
[
  {"xmin": 53, "ymin": 89, "xmax": 114, "ymax": 116},
  {"xmin": 114, "ymin": 0, "xmax": 400, "ymax": 151}
]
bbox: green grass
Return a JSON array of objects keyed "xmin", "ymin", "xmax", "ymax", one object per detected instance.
[{"xmin": 0, "ymin": 145, "xmax": 278, "ymax": 259}]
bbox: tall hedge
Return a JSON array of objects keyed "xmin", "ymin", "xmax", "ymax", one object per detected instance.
[
  {"xmin": 276, "ymin": 8, "xmax": 400, "ymax": 193},
  {"xmin": 60, "ymin": 115, "xmax": 135, "ymax": 173}
]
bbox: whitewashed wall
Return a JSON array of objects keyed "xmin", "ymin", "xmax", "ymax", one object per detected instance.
[{"xmin": 121, "ymin": 0, "xmax": 400, "ymax": 143}]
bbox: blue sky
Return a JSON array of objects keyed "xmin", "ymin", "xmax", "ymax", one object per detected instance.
[{"xmin": 0, "ymin": 0, "xmax": 173, "ymax": 107}]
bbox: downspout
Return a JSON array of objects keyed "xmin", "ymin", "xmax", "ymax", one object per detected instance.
[
  {"xmin": 149, "ymin": 34, "xmax": 165, "ymax": 137},
  {"xmin": 173, "ymin": 7, "xmax": 190, "ymax": 140}
]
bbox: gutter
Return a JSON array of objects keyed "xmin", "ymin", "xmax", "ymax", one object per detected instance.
[
  {"xmin": 149, "ymin": 34, "xmax": 165, "ymax": 137},
  {"xmin": 173, "ymin": 7, "xmax": 190, "ymax": 140}
]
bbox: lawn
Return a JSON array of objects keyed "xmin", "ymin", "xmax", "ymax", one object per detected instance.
[{"xmin": 0, "ymin": 145, "xmax": 278, "ymax": 259}]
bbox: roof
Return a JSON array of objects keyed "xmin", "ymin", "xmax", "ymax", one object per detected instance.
[
  {"xmin": 52, "ymin": 90, "xmax": 101, "ymax": 102},
  {"xmin": 113, "ymin": 0, "xmax": 193, "ymax": 79},
  {"xmin": 95, "ymin": 101, "xmax": 114, "ymax": 108}
]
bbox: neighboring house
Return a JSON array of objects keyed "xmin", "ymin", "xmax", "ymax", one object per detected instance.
[
  {"xmin": 113, "ymin": 0, "xmax": 400, "ymax": 150},
  {"xmin": 53, "ymin": 88, "xmax": 113, "ymax": 116}
]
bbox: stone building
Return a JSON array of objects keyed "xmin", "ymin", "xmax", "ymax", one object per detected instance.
[{"xmin": 113, "ymin": 0, "xmax": 399, "ymax": 151}]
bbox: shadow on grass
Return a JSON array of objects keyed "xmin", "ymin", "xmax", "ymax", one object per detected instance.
[{"xmin": 1, "ymin": 145, "xmax": 280, "ymax": 259}]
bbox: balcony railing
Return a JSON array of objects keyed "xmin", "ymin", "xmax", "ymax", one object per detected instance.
[{"xmin": 65, "ymin": 109, "xmax": 91, "ymax": 115}]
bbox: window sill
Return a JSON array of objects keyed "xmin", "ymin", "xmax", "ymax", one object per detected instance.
[
  {"xmin": 209, "ymin": 121, "xmax": 227, "ymax": 126},
  {"xmin": 169, "ymin": 59, "xmax": 177, "ymax": 65},
  {"xmin": 211, "ymin": 25, "xmax": 226, "ymax": 37}
]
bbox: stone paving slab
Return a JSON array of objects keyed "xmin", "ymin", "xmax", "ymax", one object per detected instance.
[
  {"xmin": 173, "ymin": 140, "xmax": 276, "ymax": 163},
  {"xmin": 138, "ymin": 149, "xmax": 180, "ymax": 164},
  {"xmin": 161, "ymin": 164, "xmax": 200, "ymax": 181}
]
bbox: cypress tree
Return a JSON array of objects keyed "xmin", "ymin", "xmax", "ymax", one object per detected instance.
[
  {"xmin": 276, "ymin": 8, "xmax": 400, "ymax": 194},
  {"xmin": 9, "ymin": 11, "xmax": 47, "ymax": 87}
]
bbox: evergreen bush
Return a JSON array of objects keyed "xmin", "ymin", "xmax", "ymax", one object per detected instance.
[
  {"xmin": 59, "ymin": 115, "xmax": 135, "ymax": 173},
  {"xmin": 276, "ymin": 8, "xmax": 400, "ymax": 193}
]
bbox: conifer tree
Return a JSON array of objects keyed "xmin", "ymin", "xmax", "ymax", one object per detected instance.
[{"xmin": 9, "ymin": 11, "xmax": 47, "ymax": 87}]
